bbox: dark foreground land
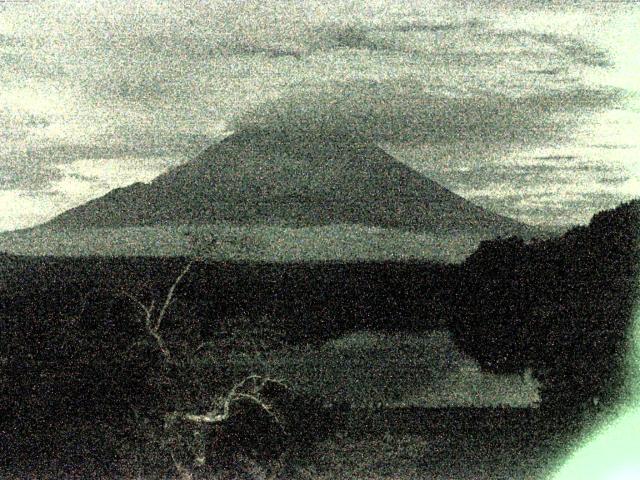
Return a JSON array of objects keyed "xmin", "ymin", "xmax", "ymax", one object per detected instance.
[
  {"xmin": 0, "ymin": 200, "xmax": 638, "ymax": 478},
  {"xmin": 2, "ymin": 403, "xmax": 581, "ymax": 479}
]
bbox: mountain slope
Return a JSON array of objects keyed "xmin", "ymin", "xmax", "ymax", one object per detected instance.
[{"xmin": 39, "ymin": 130, "xmax": 533, "ymax": 237}]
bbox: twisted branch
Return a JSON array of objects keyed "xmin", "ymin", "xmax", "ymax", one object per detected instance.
[{"xmin": 166, "ymin": 374, "xmax": 289, "ymax": 434}]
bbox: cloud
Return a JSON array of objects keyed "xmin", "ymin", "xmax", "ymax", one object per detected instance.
[
  {"xmin": 0, "ymin": 190, "xmax": 59, "ymax": 231},
  {"xmin": 234, "ymin": 81, "xmax": 623, "ymax": 146},
  {"xmin": 525, "ymin": 68, "xmax": 564, "ymax": 76},
  {"xmin": 49, "ymin": 156, "xmax": 178, "ymax": 202},
  {"xmin": 230, "ymin": 43, "xmax": 303, "ymax": 59},
  {"xmin": 0, "ymin": 131, "xmax": 213, "ymax": 191},
  {"xmin": 598, "ymin": 175, "xmax": 631, "ymax": 185},
  {"xmin": 523, "ymin": 31, "xmax": 613, "ymax": 67},
  {"xmin": 444, "ymin": 160, "xmax": 610, "ymax": 190},
  {"xmin": 0, "ymin": 155, "xmax": 187, "ymax": 231},
  {"xmin": 0, "ymin": 0, "xmax": 633, "ymax": 230},
  {"xmin": 315, "ymin": 24, "xmax": 389, "ymax": 51},
  {"xmin": 588, "ymin": 143, "xmax": 638, "ymax": 150},
  {"xmin": 388, "ymin": 19, "xmax": 486, "ymax": 33},
  {"xmin": 532, "ymin": 155, "xmax": 580, "ymax": 161},
  {"xmin": 451, "ymin": 161, "xmax": 639, "ymax": 227}
]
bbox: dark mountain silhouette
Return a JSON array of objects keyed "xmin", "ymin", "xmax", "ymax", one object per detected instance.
[{"xmin": 39, "ymin": 130, "xmax": 533, "ymax": 237}]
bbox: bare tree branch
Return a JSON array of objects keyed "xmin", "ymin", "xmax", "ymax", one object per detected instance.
[
  {"xmin": 155, "ymin": 261, "xmax": 193, "ymax": 332},
  {"xmin": 148, "ymin": 325, "xmax": 173, "ymax": 362},
  {"xmin": 234, "ymin": 393, "xmax": 283, "ymax": 427},
  {"xmin": 117, "ymin": 261, "xmax": 193, "ymax": 364},
  {"xmin": 166, "ymin": 374, "xmax": 291, "ymax": 435},
  {"xmin": 121, "ymin": 290, "xmax": 156, "ymax": 319},
  {"xmin": 114, "ymin": 243, "xmax": 295, "ymax": 475}
]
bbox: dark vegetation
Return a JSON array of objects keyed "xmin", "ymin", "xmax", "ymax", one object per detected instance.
[
  {"xmin": 0, "ymin": 256, "xmax": 451, "ymax": 343},
  {"xmin": 450, "ymin": 199, "xmax": 639, "ymax": 414},
  {"xmin": 0, "ymin": 200, "xmax": 638, "ymax": 477}
]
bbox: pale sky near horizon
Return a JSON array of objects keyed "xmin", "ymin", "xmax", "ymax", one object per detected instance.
[{"xmin": 0, "ymin": 0, "xmax": 638, "ymax": 231}]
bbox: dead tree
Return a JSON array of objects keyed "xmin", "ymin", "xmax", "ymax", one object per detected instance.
[
  {"xmin": 121, "ymin": 254, "xmax": 297, "ymax": 478},
  {"xmin": 122, "ymin": 260, "xmax": 194, "ymax": 364}
]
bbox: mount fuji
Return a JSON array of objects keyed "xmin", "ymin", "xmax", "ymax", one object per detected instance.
[{"xmin": 1, "ymin": 130, "xmax": 539, "ymax": 262}]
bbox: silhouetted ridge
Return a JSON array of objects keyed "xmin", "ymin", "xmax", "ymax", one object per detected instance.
[{"xmin": 38, "ymin": 130, "xmax": 532, "ymax": 237}]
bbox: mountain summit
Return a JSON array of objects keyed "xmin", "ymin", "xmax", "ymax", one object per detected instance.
[
  {"xmin": 41, "ymin": 130, "xmax": 530, "ymax": 236},
  {"xmin": 1, "ymin": 130, "xmax": 539, "ymax": 261}
]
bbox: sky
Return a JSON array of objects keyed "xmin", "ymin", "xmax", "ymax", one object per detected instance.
[{"xmin": 0, "ymin": 0, "xmax": 638, "ymax": 231}]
